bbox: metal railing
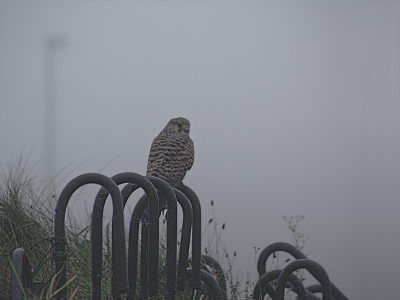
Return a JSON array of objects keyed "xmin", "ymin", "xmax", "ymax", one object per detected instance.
[
  {"xmin": 253, "ymin": 242, "xmax": 349, "ymax": 300},
  {"xmin": 10, "ymin": 172, "xmax": 349, "ymax": 300},
  {"xmin": 10, "ymin": 172, "xmax": 218, "ymax": 299}
]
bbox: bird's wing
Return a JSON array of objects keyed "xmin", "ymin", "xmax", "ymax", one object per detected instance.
[{"xmin": 147, "ymin": 134, "xmax": 194, "ymax": 186}]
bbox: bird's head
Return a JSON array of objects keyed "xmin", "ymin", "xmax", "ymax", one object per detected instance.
[{"xmin": 166, "ymin": 117, "xmax": 190, "ymax": 135}]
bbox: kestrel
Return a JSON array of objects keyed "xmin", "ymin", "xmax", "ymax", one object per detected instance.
[{"xmin": 146, "ymin": 117, "xmax": 194, "ymax": 189}]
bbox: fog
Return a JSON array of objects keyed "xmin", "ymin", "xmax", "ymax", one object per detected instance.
[{"xmin": 0, "ymin": 1, "xmax": 399, "ymax": 299}]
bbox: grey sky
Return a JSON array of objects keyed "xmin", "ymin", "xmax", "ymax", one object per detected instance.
[{"xmin": 0, "ymin": 1, "xmax": 399, "ymax": 299}]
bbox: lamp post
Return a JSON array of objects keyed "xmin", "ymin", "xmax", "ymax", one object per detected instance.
[{"xmin": 44, "ymin": 35, "xmax": 65, "ymax": 187}]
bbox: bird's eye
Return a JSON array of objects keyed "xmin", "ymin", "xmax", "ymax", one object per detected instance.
[{"xmin": 177, "ymin": 123, "xmax": 182, "ymax": 128}]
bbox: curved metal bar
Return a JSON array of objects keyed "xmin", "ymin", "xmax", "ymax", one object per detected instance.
[
  {"xmin": 200, "ymin": 255, "xmax": 227, "ymax": 299},
  {"xmin": 54, "ymin": 173, "xmax": 126, "ymax": 299},
  {"xmin": 252, "ymin": 269, "xmax": 278, "ymax": 300},
  {"xmin": 307, "ymin": 284, "xmax": 323, "ymax": 293},
  {"xmin": 252, "ymin": 269, "xmax": 307, "ymax": 300},
  {"xmin": 111, "ymin": 183, "xmax": 142, "ymax": 300},
  {"xmin": 257, "ymin": 242, "xmax": 305, "ymax": 276},
  {"xmin": 124, "ymin": 176, "xmax": 178, "ymax": 299},
  {"xmin": 114, "ymin": 192, "xmax": 157, "ymax": 299},
  {"xmin": 275, "ymin": 259, "xmax": 331, "ymax": 300},
  {"xmin": 11, "ymin": 248, "xmax": 34, "ymax": 300},
  {"xmin": 140, "ymin": 218, "xmax": 150, "ymax": 300},
  {"xmin": 257, "ymin": 242, "xmax": 348, "ymax": 300},
  {"xmin": 115, "ymin": 174, "xmax": 159, "ymax": 299},
  {"xmin": 92, "ymin": 172, "xmax": 158, "ymax": 299},
  {"xmin": 126, "ymin": 187, "xmax": 192, "ymax": 297},
  {"xmin": 174, "ymin": 189, "xmax": 193, "ymax": 292},
  {"xmin": 186, "ymin": 268, "xmax": 224, "ymax": 300},
  {"xmin": 113, "ymin": 183, "xmax": 141, "ymax": 300},
  {"xmin": 307, "ymin": 284, "xmax": 336, "ymax": 300},
  {"xmin": 91, "ymin": 186, "xmax": 109, "ymax": 300},
  {"xmin": 127, "ymin": 195, "xmax": 148, "ymax": 300},
  {"xmin": 187, "ymin": 257, "xmax": 213, "ymax": 273},
  {"xmin": 145, "ymin": 176, "xmax": 177, "ymax": 298},
  {"xmin": 179, "ymin": 185, "xmax": 202, "ymax": 290}
]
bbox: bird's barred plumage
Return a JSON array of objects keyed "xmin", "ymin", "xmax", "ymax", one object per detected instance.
[{"xmin": 146, "ymin": 117, "xmax": 194, "ymax": 188}]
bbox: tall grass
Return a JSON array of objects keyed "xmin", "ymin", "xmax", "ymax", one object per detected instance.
[
  {"xmin": 202, "ymin": 200, "xmax": 253, "ymax": 300},
  {"xmin": 0, "ymin": 156, "xmax": 54, "ymax": 298},
  {"xmin": 0, "ymin": 157, "xmax": 103, "ymax": 299}
]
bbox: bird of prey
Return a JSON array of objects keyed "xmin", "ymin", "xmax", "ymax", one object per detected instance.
[{"xmin": 146, "ymin": 117, "xmax": 194, "ymax": 189}]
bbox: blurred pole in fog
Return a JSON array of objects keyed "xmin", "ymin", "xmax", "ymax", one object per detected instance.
[{"xmin": 44, "ymin": 35, "xmax": 65, "ymax": 188}]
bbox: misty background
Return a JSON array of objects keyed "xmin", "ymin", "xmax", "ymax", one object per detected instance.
[{"xmin": 0, "ymin": 1, "xmax": 399, "ymax": 299}]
